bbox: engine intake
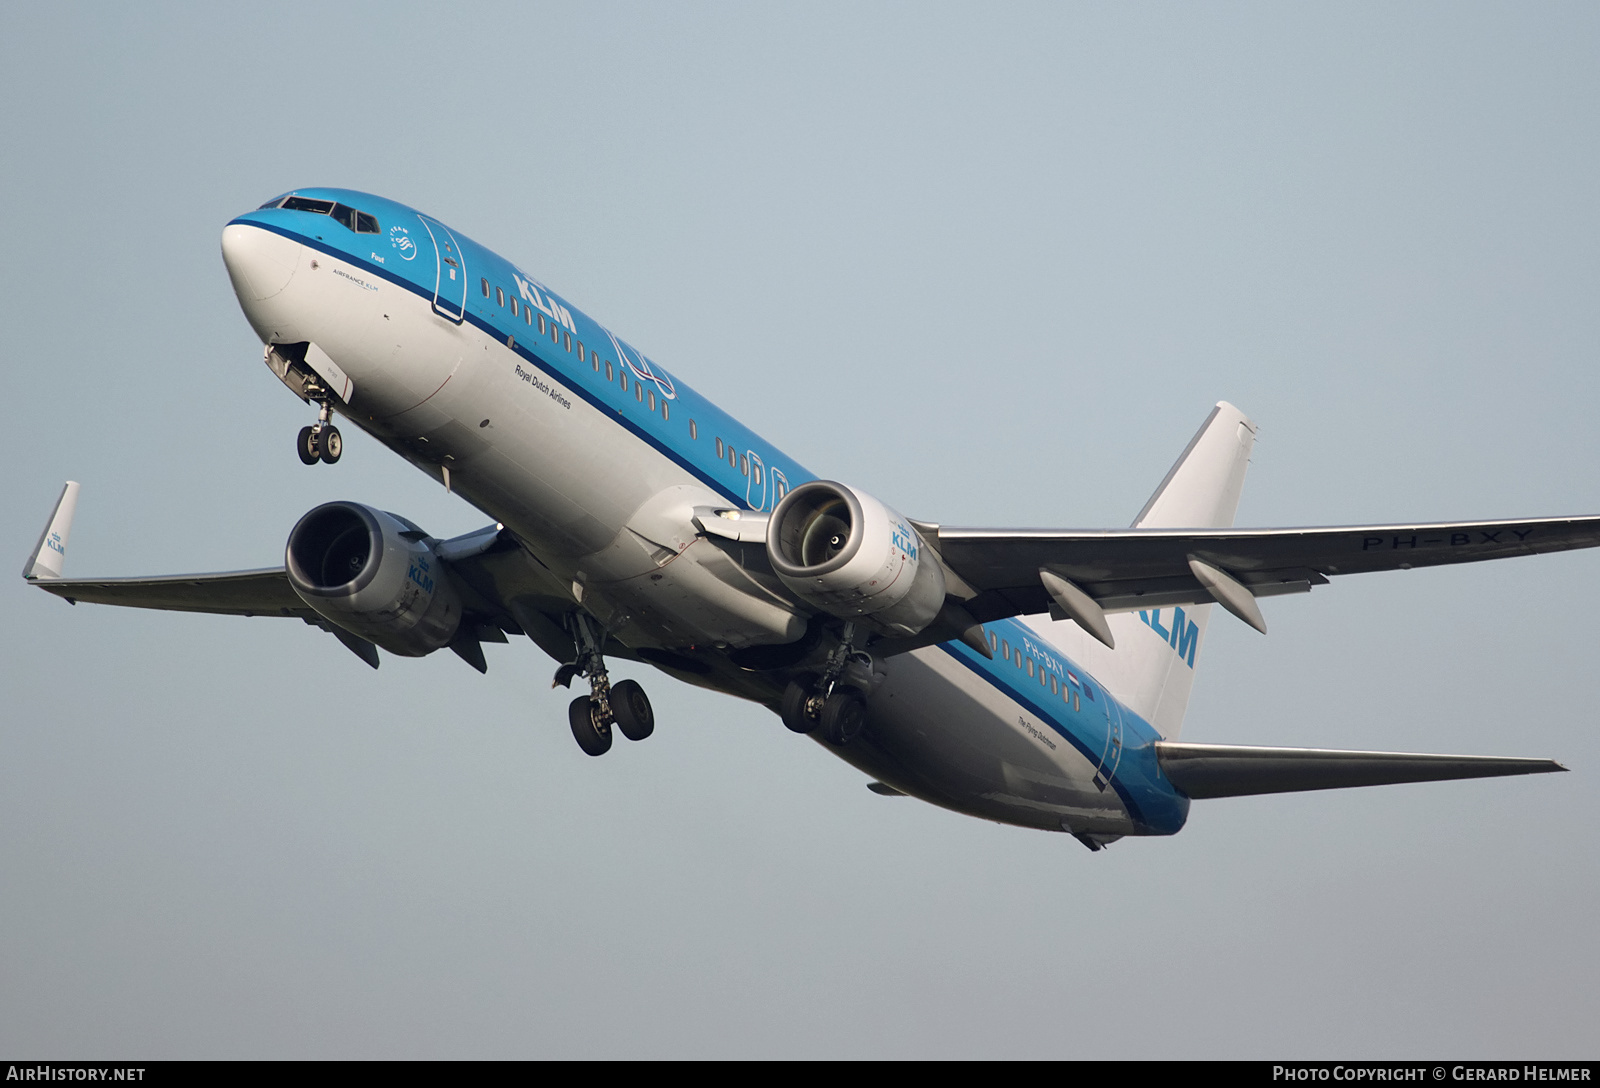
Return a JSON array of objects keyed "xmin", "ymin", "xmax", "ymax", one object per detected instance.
[
  {"xmin": 766, "ymin": 481, "xmax": 945, "ymax": 637},
  {"xmin": 285, "ymin": 502, "xmax": 461, "ymax": 656}
]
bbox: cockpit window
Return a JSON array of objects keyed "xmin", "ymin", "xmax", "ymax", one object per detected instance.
[
  {"xmin": 329, "ymin": 203, "xmax": 379, "ymax": 233},
  {"xmin": 257, "ymin": 195, "xmax": 288, "ymax": 210},
  {"xmin": 274, "ymin": 196, "xmax": 380, "ymax": 234},
  {"xmin": 281, "ymin": 196, "xmax": 336, "ymax": 215}
]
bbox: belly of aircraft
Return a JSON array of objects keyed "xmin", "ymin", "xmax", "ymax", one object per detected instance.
[{"xmin": 843, "ymin": 649, "xmax": 1136, "ymax": 836}]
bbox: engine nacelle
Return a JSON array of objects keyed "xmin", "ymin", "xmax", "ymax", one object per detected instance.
[
  {"xmin": 285, "ymin": 501, "xmax": 462, "ymax": 657},
  {"xmin": 766, "ymin": 481, "xmax": 946, "ymax": 637}
]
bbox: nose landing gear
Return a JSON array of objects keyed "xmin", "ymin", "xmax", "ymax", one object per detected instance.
[
  {"xmin": 555, "ymin": 613, "xmax": 655, "ymax": 756},
  {"xmin": 296, "ymin": 394, "xmax": 342, "ymax": 465}
]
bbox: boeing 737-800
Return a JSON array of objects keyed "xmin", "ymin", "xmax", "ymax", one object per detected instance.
[{"xmin": 22, "ymin": 188, "xmax": 1588, "ymax": 849}]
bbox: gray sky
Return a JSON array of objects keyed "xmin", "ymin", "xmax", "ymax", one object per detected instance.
[{"xmin": 2, "ymin": 2, "xmax": 1596, "ymax": 1058}]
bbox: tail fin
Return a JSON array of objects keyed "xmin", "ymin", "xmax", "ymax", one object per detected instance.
[{"xmin": 1022, "ymin": 403, "xmax": 1255, "ymax": 738}]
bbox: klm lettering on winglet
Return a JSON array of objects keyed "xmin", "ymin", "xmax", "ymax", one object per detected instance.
[
  {"xmin": 46, "ymin": 531, "xmax": 65, "ymax": 557},
  {"xmin": 1139, "ymin": 607, "xmax": 1198, "ymax": 668}
]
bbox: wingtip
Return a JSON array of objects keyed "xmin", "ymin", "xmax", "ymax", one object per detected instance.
[{"xmin": 22, "ymin": 481, "xmax": 80, "ymax": 581}]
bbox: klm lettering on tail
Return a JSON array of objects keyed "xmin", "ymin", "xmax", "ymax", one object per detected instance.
[{"xmin": 1139, "ymin": 607, "xmax": 1198, "ymax": 668}]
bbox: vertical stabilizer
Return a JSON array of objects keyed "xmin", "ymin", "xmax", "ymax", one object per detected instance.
[{"xmin": 1023, "ymin": 404, "xmax": 1255, "ymax": 738}]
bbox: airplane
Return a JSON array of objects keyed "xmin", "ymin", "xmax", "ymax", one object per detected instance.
[{"xmin": 21, "ymin": 187, "xmax": 1591, "ymax": 850}]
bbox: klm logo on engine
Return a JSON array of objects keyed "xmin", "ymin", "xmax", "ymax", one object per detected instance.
[
  {"xmin": 1139, "ymin": 608, "xmax": 1198, "ymax": 668},
  {"xmin": 408, "ymin": 556, "xmax": 435, "ymax": 594},
  {"xmin": 891, "ymin": 522, "xmax": 918, "ymax": 560}
]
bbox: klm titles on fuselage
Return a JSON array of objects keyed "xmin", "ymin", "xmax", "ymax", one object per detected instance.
[{"xmin": 512, "ymin": 274, "xmax": 577, "ymax": 334}]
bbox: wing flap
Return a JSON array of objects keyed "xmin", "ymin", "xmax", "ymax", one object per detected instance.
[
  {"xmin": 29, "ymin": 568, "xmax": 311, "ymax": 617},
  {"xmin": 1155, "ymin": 741, "xmax": 1567, "ymax": 799},
  {"xmin": 934, "ymin": 517, "xmax": 1600, "ymax": 625}
]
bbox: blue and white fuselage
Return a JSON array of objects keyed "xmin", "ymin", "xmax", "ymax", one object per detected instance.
[
  {"xmin": 220, "ymin": 188, "xmax": 1185, "ymax": 841},
  {"xmin": 28, "ymin": 187, "xmax": 1567, "ymax": 851}
]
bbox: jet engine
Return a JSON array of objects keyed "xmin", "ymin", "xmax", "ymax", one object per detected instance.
[
  {"xmin": 285, "ymin": 501, "xmax": 462, "ymax": 656},
  {"xmin": 765, "ymin": 481, "xmax": 946, "ymax": 637}
]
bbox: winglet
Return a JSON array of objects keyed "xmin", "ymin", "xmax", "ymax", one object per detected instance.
[{"xmin": 23, "ymin": 482, "xmax": 80, "ymax": 580}]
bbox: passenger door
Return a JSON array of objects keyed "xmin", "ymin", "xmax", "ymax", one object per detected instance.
[
  {"xmin": 417, "ymin": 214, "xmax": 467, "ymax": 323},
  {"xmin": 1092, "ymin": 697, "xmax": 1123, "ymax": 791}
]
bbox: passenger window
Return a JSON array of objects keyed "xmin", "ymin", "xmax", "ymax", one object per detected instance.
[
  {"xmin": 689, "ymin": 419, "xmax": 698, "ymax": 440},
  {"xmin": 988, "ymin": 632, "xmax": 999, "ymax": 653},
  {"xmin": 1001, "ymin": 640, "xmax": 1010, "ymax": 659},
  {"xmin": 621, "ymin": 373, "xmax": 629, "ymax": 393},
  {"xmin": 728, "ymin": 445, "xmax": 737, "ymax": 469},
  {"xmin": 510, "ymin": 298, "xmax": 518, "ymax": 317},
  {"xmin": 593, "ymin": 354, "xmax": 600, "ymax": 372},
  {"xmin": 577, "ymin": 343, "xmax": 585, "ymax": 362},
  {"xmin": 525, "ymin": 308, "xmax": 532, "ymax": 326},
  {"xmin": 753, "ymin": 464, "xmax": 762, "ymax": 485},
  {"xmin": 1050, "ymin": 675, "xmax": 1059, "ymax": 695},
  {"xmin": 661, "ymin": 401, "xmax": 669, "ymax": 421},
  {"xmin": 648, "ymin": 391, "xmax": 656, "ymax": 412},
  {"xmin": 715, "ymin": 437, "xmax": 724, "ymax": 459},
  {"xmin": 564, "ymin": 332, "xmax": 571, "ymax": 352},
  {"xmin": 496, "ymin": 287, "xmax": 505, "ymax": 307},
  {"xmin": 550, "ymin": 322, "xmax": 558, "ymax": 344},
  {"xmin": 739, "ymin": 454, "xmax": 748, "ymax": 476},
  {"xmin": 1039, "ymin": 668, "xmax": 1048, "ymax": 687},
  {"xmin": 1026, "ymin": 658, "xmax": 1034, "ymax": 677},
  {"xmin": 605, "ymin": 361, "xmax": 613, "ymax": 380},
  {"xmin": 481, "ymin": 278, "xmax": 490, "ymax": 298},
  {"xmin": 1014, "ymin": 650, "xmax": 1023, "ymax": 668},
  {"xmin": 537, "ymin": 315, "xmax": 546, "ymax": 334},
  {"xmin": 1072, "ymin": 692, "xmax": 1081, "ymax": 712},
  {"xmin": 635, "ymin": 384, "xmax": 643, "ymax": 403}
]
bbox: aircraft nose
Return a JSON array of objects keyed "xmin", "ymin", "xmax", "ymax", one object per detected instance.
[{"xmin": 221, "ymin": 223, "xmax": 301, "ymax": 301}]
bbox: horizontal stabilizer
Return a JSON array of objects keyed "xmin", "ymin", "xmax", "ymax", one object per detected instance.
[{"xmin": 1155, "ymin": 742, "xmax": 1566, "ymax": 799}]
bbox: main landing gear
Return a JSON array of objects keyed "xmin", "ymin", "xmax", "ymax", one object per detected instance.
[
  {"xmin": 296, "ymin": 394, "xmax": 342, "ymax": 466},
  {"xmin": 781, "ymin": 621, "xmax": 870, "ymax": 746},
  {"xmin": 554, "ymin": 612, "xmax": 655, "ymax": 757}
]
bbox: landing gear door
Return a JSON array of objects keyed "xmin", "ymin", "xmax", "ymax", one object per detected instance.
[{"xmin": 417, "ymin": 215, "xmax": 467, "ymax": 324}]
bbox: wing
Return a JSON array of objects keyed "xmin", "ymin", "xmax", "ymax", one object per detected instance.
[
  {"xmin": 21, "ymin": 481, "xmax": 587, "ymax": 671},
  {"xmin": 29, "ymin": 567, "xmax": 312, "ymax": 617},
  {"xmin": 921, "ymin": 515, "xmax": 1600, "ymax": 627}
]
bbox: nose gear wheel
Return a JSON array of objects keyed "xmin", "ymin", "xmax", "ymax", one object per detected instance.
[{"xmin": 295, "ymin": 388, "xmax": 342, "ymax": 465}]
